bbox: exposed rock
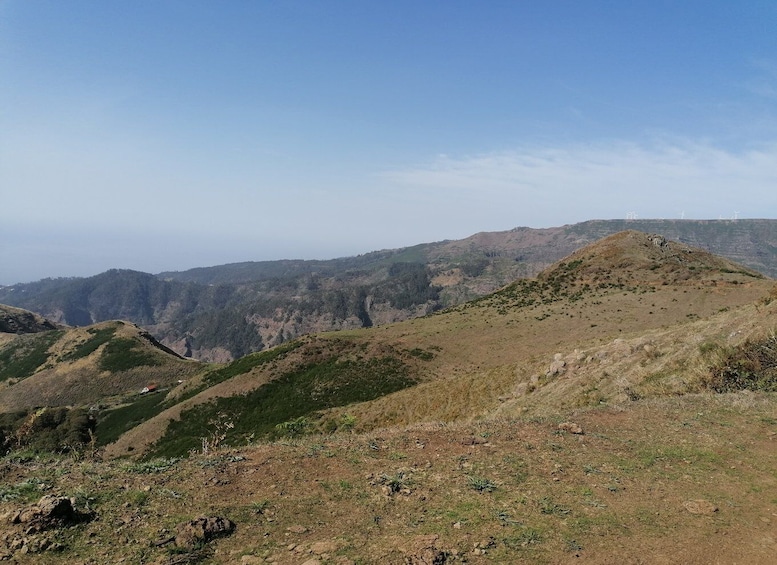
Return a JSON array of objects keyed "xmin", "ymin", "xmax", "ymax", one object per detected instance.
[
  {"xmin": 174, "ymin": 516, "xmax": 235, "ymax": 548},
  {"xmin": 683, "ymin": 500, "xmax": 718, "ymax": 515},
  {"xmin": 403, "ymin": 534, "xmax": 450, "ymax": 564},
  {"xmin": 461, "ymin": 436, "xmax": 488, "ymax": 446},
  {"xmin": 558, "ymin": 422, "xmax": 584, "ymax": 434},
  {"xmin": 9, "ymin": 496, "xmax": 93, "ymax": 532},
  {"xmin": 650, "ymin": 234, "xmax": 667, "ymax": 248},
  {"xmin": 310, "ymin": 540, "xmax": 337, "ymax": 555},
  {"xmin": 286, "ymin": 525, "xmax": 308, "ymax": 534},
  {"xmin": 547, "ymin": 353, "xmax": 566, "ymax": 377}
]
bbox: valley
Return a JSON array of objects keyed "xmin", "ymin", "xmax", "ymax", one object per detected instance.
[{"xmin": 0, "ymin": 229, "xmax": 776, "ymax": 564}]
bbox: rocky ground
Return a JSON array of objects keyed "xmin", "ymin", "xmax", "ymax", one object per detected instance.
[{"xmin": 1, "ymin": 392, "xmax": 775, "ymax": 564}]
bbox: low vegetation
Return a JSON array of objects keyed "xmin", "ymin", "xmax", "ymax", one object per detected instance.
[
  {"xmin": 0, "ymin": 331, "xmax": 63, "ymax": 382},
  {"xmin": 150, "ymin": 354, "xmax": 416, "ymax": 458},
  {"xmin": 1, "ymin": 229, "xmax": 776, "ymax": 563},
  {"xmin": 61, "ymin": 326, "xmax": 117, "ymax": 362},
  {"xmin": 0, "ymin": 407, "xmax": 94, "ymax": 454},
  {"xmin": 704, "ymin": 331, "xmax": 777, "ymax": 392}
]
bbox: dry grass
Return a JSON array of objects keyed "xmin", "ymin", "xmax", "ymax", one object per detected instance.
[
  {"xmin": 107, "ymin": 240, "xmax": 775, "ymax": 456},
  {"xmin": 0, "ymin": 321, "xmax": 202, "ymax": 411},
  {"xmin": 2, "ymin": 392, "xmax": 776, "ymax": 564}
]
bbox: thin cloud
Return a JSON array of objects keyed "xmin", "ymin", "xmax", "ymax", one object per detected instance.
[{"xmin": 382, "ymin": 140, "xmax": 777, "ymax": 222}]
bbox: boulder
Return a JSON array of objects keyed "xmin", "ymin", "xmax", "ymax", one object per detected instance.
[
  {"xmin": 174, "ymin": 516, "xmax": 235, "ymax": 548},
  {"xmin": 10, "ymin": 496, "xmax": 92, "ymax": 531}
]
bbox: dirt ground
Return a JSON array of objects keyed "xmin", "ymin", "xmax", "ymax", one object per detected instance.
[{"xmin": 1, "ymin": 392, "xmax": 775, "ymax": 564}]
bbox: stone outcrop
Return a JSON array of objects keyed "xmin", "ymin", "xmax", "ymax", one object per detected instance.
[
  {"xmin": 174, "ymin": 515, "xmax": 235, "ymax": 548},
  {"xmin": 8, "ymin": 495, "xmax": 93, "ymax": 532}
]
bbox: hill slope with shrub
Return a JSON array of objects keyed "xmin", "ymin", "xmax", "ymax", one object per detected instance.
[
  {"xmin": 1, "ymin": 220, "xmax": 774, "ymax": 363},
  {"xmin": 1, "ymin": 232, "xmax": 776, "ymax": 564}
]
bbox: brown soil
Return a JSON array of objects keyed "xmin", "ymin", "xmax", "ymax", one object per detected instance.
[{"xmin": 2, "ymin": 393, "xmax": 775, "ymax": 564}]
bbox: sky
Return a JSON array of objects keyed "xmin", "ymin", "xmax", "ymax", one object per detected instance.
[{"xmin": 2, "ymin": 1, "xmax": 777, "ymax": 284}]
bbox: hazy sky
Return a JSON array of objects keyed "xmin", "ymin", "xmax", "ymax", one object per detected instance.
[{"xmin": 2, "ymin": 1, "xmax": 777, "ymax": 284}]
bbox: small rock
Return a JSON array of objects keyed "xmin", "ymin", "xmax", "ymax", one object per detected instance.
[
  {"xmin": 558, "ymin": 422, "xmax": 584, "ymax": 434},
  {"xmin": 286, "ymin": 525, "xmax": 308, "ymax": 534},
  {"xmin": 310, "ymin": 541, "xmax": 337, "ymax": 555},
  {"xmin": 683, "ymin": 500, "xmax": 718, "ymax": 515},
  {"xmin": 174, "ymin": 516, "xmax": 235, "ymax": 549},
  {"xmin": 547, "ymin": 354, "xmax": 566, "ymax": 376}
]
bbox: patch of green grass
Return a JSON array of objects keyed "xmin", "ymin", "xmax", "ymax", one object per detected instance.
[
  {"xmin": 539, "ymin": 496, "xmax": 571, "ymax": 515},
  {"xmin": 0, "ymin": 330, "xmax": 64, "ymax": 382},
  {"xmin": 121, "ymin": 457, "xmax": 180, "ymax": 474},
  {"xmin": 468, "ymin": 475, "xmax": 498, "ymax": 492},
  {"xmin": 61, "ymin": 326, "xmax": 117, "ymax": 362},
  {"xmin": 95, "ymin": 392, "xmax": 170, "ymax": 446},
  {"xmin": 98, "ymin": 338, "xmax": 162, "ymax": 372},
  {"xmin": 150, "ymin": 355, "xmax": 416, "ymax": 458},
  {"xmin": 0, "ymin": 478, "xmax": 45, "ymax": 503},
  {"xmin": 203, "ymin": 341, "xmax": 301, "ymax": 387},
  {"xmin": 635, "ymin": 445, "xmax": 722, "ymax": 469},
  {"xmin": 502, "ymin": 527, "xmax": 544, "ymax": 548}
]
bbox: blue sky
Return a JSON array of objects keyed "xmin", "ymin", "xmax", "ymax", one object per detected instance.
[{"xmin": 2, "ymin": 1, "xmax": 777, "ymax": 284}]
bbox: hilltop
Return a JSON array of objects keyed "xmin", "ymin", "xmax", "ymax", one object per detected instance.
[
  {"xmin": 0, "ymin": 318, "xmax": 198, "ymax": 413},
  {"xmin": 97, "ymin": 230, "xmax": 773, "ymax": 457},
  {"xmin": 0, "ymin": 219, "xmax": 774, "ymax": 362},
  {"xmin": 0, "ymin": 230, "xmax": 775, "ymax": 563}
]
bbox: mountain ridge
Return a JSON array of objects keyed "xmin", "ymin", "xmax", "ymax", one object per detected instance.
[
  {"xmin": 1, "ymin": 230, "xmax": 776, "ymax": 564},
  {"xmin": 1, "ymin": 219, "xmax": 774, "ymax": 362}
]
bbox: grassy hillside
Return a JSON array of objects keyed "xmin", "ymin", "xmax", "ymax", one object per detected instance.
[
  {"xmin": 0, "ymin": 320, "xmax": 202, "ymax": 412},
  {"xmin": 101, "ymin": 231, "xmax": 775, "ymax": 458},
  {"xmin": 1, "ymin": 220, "xmax": 774, "ymax": 364},
  {"xmin": 1, "ymin": 231, "xmax": 776, "ymax": 563},
  {"xmin": 1, "ymin": 379, "xmax": 775, "ymax": 563}
]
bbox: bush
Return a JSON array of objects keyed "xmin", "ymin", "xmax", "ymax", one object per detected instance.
[
  {"xmin": 705, "ymin": 333, "xmax": 777, "ymax": 392},
  {"xmin": 9, "ymin": 407, "xmax": 95, "ymax": 453},
  {"xmin": 98, "ymin": 338, "xmax": 162, "ymax": 372}
]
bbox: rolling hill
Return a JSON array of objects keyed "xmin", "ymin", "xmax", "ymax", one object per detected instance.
[
  {"xmin": 1, "ymin": 219, "xmax": 775, "ymax": 363},
  {"xmin": 96, "ymin": 230, "xmax": 774, "ymax": 457},
  {"xmin": 0, "ymin": 318, "xmax": 199, "ymax": 413},
  {"xmin": 1, "ymin": 230, "xmax": 776, "ymax": 564}
]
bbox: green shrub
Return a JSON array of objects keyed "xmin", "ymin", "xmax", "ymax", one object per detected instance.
[
  {"xmin": 150, "ymin": 354, "xmax": 415, "ymax": 458},
  {"xmin": 0, "ymin": 331, "xmax": 63, "ymax": 382},
  {"xmin": 705, "ymin": 333, "xmax": 777, "ymax": 392},
  {"xmin": 6, "ymin": 407, "xmax": 95, "ymax": 454},
  {"xmin": 98, "ymin": 338, "xmax": 161, "ymax": 371},
  {"xmin": 61, "ymin": 326, "xmax": 117, "ymax": 362}
]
